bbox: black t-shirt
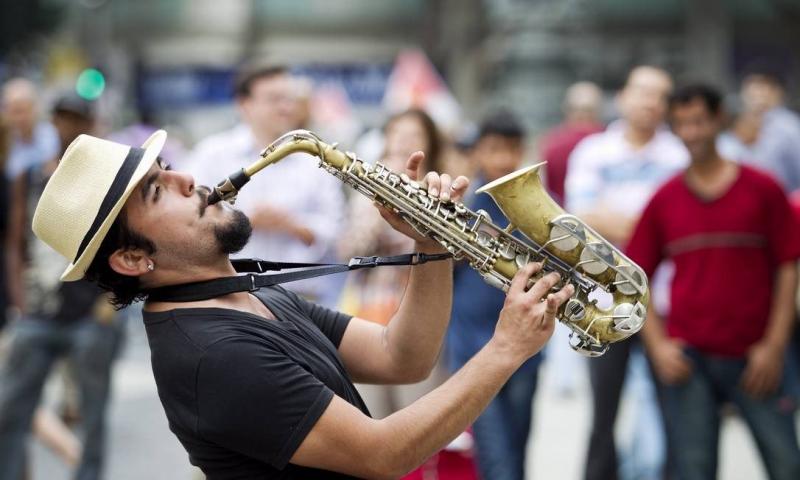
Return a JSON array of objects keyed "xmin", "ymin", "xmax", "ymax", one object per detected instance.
[{"xmin": 142, "ymin": 285, "xmax": 370, "ymax": 479}]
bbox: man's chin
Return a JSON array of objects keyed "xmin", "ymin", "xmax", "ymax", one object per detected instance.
[{"xmin": 214, "ymin": 209, "xmax": 253, "ymax": 255}]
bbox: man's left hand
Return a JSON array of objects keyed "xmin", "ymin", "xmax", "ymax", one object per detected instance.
[
  {"xmin": 740, "ymin": 340, "xmax": 785, "ymax": 398},
  {"xmin": 376, "ymin": 151, "xmax": 469, "ymax": 243}
]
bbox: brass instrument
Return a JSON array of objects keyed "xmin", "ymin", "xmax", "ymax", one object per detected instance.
[{"xmin": 207, "ymin": 130, "xmax": 648, "ymax": 356}]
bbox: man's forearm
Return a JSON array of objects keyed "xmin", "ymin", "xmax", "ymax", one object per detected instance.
[
  {"xmin": 762, "ymin": 262, "xmax": 798, "ymax": 350},
  {"xmin": 376, "ymin": 339, "xmax": 519, "ymax": 476},
  {"xmin": 384, "ymin": 239, "xmax": 453, "ymax": 379}
]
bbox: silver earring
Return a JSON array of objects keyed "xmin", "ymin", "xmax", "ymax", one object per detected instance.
[{"xmin": 147, "ymin": 263, "xmax": 155, "ymax": 272}]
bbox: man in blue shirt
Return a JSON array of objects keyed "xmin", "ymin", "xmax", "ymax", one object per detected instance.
[
  {"xmin": 719, "ymin": 68, "xmax": 800, "ymax": 192},
  {"xmin": 447, "ymin": 111, "xmax": 540, "ymax": 480}
]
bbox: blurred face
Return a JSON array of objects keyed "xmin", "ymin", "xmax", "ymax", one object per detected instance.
[
  {"xmin": 670, "ymin": 99, "xmax": 721, "ymax": 161},
  {"xmin": 384, "ymin": 115, "xmax": 430, "ymax": 170},
  {"xmin": 2, "ymin": 94, "xmax": 36, "ymax": 135},
  {"xmin": 52, "ymin": 111, "xmax": 93, "ymax": 151},
  {"xmin": 238, "ymin": 73, "xmax": 297, "ymax": 141},
  {"xmin": 618, "ymin": 68, "xmax": 672, "ymax": 132},
  {"xmin": 741, "ymin": 76, "xmax": 782, "ymax": 114},
  {"xmin": 472, "ymin": 134, "xmax": 524, "ymax": 182},
  {"xmin": 122, "ymin": 161, "xmax": 251, "ymax": 272}
]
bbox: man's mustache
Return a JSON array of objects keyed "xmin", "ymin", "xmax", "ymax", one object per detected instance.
[{"xmin": 197, "ymin": 186, "xmax": 211, "ymax": 217}]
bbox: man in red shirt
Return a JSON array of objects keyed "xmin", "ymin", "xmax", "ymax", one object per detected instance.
[{"xmin": 627, "ymin": 84, "xmax": 800, "ymax": 480}]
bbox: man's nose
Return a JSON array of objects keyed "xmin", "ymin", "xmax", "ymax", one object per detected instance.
[{"xmin": 168, "ymin": 171, "xmax": 196, "ymax": 197}]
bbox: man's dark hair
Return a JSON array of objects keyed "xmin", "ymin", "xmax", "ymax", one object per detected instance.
[
  {"xmin": 477, "ymin": 110, "xmax": 526, "ymax": 142},
  {"xmin": 233, "ymin": 63, "xmax": 287, "ymax": 98},
  {"xmin": 669, "ymin": 84, "xmax": 723, "ymax": 116},
  {"xmin": 84, "ymin": 211, "xmax": 155, "ymax": 309}
]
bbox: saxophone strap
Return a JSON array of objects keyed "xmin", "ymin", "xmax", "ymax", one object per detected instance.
[{"xmin": 145, "ymin": 252, "xmax": 452, "ymax": 303}]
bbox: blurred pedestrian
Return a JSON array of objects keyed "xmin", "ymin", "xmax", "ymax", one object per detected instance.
[
  {"xmin": 0, "ymin": 94, "xmax": 123, "ymax": 480},
  {"xmin": 186, "ymin": 63, "xmax": 346, "ymax": 307},
  {"xmin": 565, "ymin": 65, "xmax": 688, "ymax": 480},
  {"xmin": 446, "ymin": 111, "xmax": 537, "ymax": 480},
  {"xmin": 540, "ymin": 81, "xmax": 604, "ymax": 206},
  {"xmin": 629, "ymin": 84, "xmax": 800, "ymax": 480},
  {"xmin": 1, "ymin": 78, "xmax": 59, "ymax": 180},
  {"xmin": 740, "ymin": 68, "xmax": 800, "ymax": 191}
]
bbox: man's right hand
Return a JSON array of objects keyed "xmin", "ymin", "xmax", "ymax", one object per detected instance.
[
  {"xmin": 651, "ymin": 338, "xmax": 693, "ymax": 385},
  {"xmin": 490, "ymin": 263, "xmax": 574, "ymax": 364}
]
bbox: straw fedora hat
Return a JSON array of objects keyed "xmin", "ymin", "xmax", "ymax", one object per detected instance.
[{"xmin": 33, "ymin": 130, "xmax": 167, "ymax": 282}]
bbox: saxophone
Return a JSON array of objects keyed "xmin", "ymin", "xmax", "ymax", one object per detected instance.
[{"xmin": 207, "ymin": 130, "xmax": 648, "ymax": 356}]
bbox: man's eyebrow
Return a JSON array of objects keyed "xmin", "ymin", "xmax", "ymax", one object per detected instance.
[{"xmin": 140, "ymin": 170, "xmax": 161, "ymax": 202}]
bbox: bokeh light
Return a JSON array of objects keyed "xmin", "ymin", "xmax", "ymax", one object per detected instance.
[{"xmin": 75, "ymin": 68, "xmax": 105, "ymax": 100}]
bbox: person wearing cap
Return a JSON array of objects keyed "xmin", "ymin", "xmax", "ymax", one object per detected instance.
[
  {"xmin": 29, "ymin": 127, "xmax": 574, "ymax": 479},
  {"xmin": 0, "ymin": 94, "xmax": 121, "ymax": 480},
  {"xmin": 446, "ymin": 111, "xmax": 540, "ymax": 480}
]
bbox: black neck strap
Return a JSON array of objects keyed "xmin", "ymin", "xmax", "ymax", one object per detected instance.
[{"xmin": 145, "ymin": 252, "xmax": 452, "ymax": 303}]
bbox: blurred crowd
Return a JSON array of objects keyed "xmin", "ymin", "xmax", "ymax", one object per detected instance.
[{"xmin": 1, "ymin": 58, "xmax": 800, "ymax": 480}]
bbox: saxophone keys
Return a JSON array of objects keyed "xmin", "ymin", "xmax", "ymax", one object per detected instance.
[
  {"xmin": 549, "ymin": 224, "xmax": 580, "ymax": 251},
  {"xmin": 578, "ymin": 242, "xmax": 614, "ymax": 275},
  {"xmin": 569, "ymin": 334, "xmax": 609, "ymax": 357},
  {"xmin": 611, "ymin": 302, "xmax": 646, "ymax": 334},
  {"xmin": 564, "ymin": 298, "xmax": 587, "ymax": 321},
  {"xmin": 515, "ymin": 253, "xmax": 531, "ymax": 269},
  {"xmin": 498, "ymin": 243, "xmax": 516, "ymax": 260},
  {"xmin": 402, "ymin": 181, "xmax": 418, "ymax": 195},
  {"xmin": 400, "ymin": 173, "xmax": 420, "ymax": 190},
  {"xmin": 613, "ymin": 265, "xmax": 647, "ymax": 296},
  {"xmin": 476, "ymin": 231, "xmax": 493, "ymax": 248},
  {"xmin": 475, "ymin": 209, "xmax": 493, "ymax": 223}
]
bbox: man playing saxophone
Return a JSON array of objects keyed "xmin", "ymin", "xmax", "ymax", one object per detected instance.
[{"xmin": 31, "ymin": 130, "xmax": 575, "ymax": 479}]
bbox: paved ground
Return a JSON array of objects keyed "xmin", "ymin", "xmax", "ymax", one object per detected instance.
[{"xmin": 30, "ymin": 321, "xmax": 788, "ymax": 479}]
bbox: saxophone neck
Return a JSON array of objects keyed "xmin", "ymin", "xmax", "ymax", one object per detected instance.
[{"xmin": 207, "ymin": 130, "xmax": 350, "ymax": 205}]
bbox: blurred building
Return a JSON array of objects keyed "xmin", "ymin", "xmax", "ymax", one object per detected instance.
[{"xmin": 1, "ymin": 0, "xmax": 798, "ymax": 138}]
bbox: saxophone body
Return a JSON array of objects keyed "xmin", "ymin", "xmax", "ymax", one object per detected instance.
[{"xmin": 208, "ymin": 130, "xmax": 648, "ymax": 356}]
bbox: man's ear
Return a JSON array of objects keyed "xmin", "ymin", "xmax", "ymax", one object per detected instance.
[{"xmin": 108, "ymin": 248, "xmax": 151, "ymax": 277}]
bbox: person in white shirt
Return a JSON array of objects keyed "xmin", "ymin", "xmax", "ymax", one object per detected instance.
[
  {"xmin": 186, "ymin": 65, "xmax": 345, "ymax": 307},
  {"xmin": 565, "ymin": 66, "xmax": 689, "ymax": 480}
]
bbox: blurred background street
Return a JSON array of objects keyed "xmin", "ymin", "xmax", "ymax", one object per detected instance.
[{"xmin": 2, "ymin": 1, "xmax": 800, "ymax": 479}]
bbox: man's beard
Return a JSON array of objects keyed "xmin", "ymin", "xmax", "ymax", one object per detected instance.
[{"xmin": 214, "ymin": 209, "xmax": 252, "ymax": 255}]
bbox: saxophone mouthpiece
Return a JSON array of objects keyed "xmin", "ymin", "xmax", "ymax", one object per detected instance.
[
  {"xmin": 207, "ymin": 169, "xmax": 251, "ymax": 205},
  {"xmin": 207, "ymin": 189, "xmax": 223, "ymax": 205}
]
